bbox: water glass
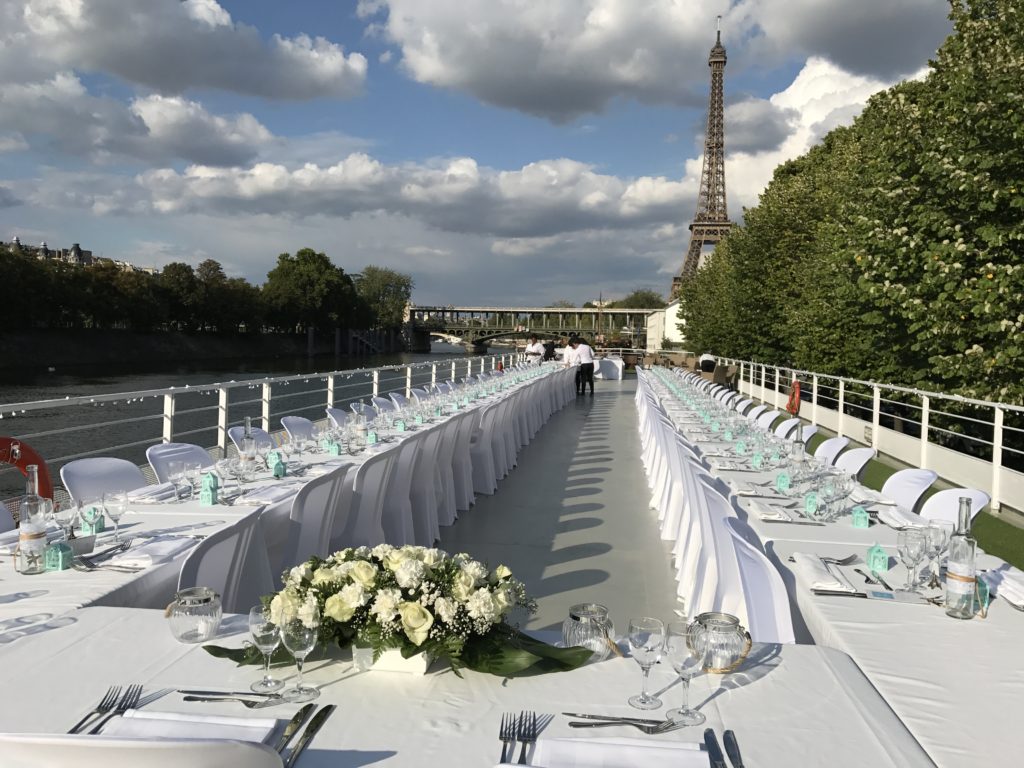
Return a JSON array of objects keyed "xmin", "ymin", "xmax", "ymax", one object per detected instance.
[
  {"xmin": 897, "ymin": 529, "xmax": 927, "ymax": 593},
  {"xmin": 184, "ymin": 462, "xmax": 202, "ymax": 500},
  {"xmin": 249, "ymin": 606, "xmax": 285, "ymax": 693},
  {"xmin": 167, "ymin": 460, "xmax": 186, "ymax": 502},
  {"xmin": 103, "ymin": 490, "xmax": 127, "ymax": 543},
  {"xmin": 53, "ymin": 502, "xmax": 79, "ymax": 541},
  {"xmin": 664, "ymin": 621, "xmax": 707, "ymax": 725},
  {"xmin": 627, "ymin": 617, "xmax": 664, "ymax": 710},
  {"xmin": 281, "ymin": 601, "xmax": 320, "ymax": 703},
  {"xmin": 925, "ymin": 521, "xmax": 954, "ymax": 587}
]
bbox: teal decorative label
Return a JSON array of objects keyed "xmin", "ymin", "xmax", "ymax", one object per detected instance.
[
  {"xmin": 734, "ymin": 440, "xmax": 746, "ymax": 455},
  {"xmin": 711, "ymin": 421, "xmax": 721, "ymax": 433},
  {"xmin": 320, "ymin": 438, "xmax": 333, "ymax": 452},
  {"xmin": 703, "ymin": 413, "xmax": 712, "ymax": 425},
  {"xmin": 415, "ymin": 415, "xmax": 424, "ymax": 424},
  {"xmin": 273, "ymin": 462, "xmax": 287, "ymax": 479},
  {"xmin": 867, "ymin": 544, "xmax": 889, "ymax": 573},
  {"xmin": 267, "ymin": 450, "xmax": 282, "ymax": 470},
  {"xmin": 724, "ymin": 430, "xmax": 733, "ymax": 442},
  {"xmin": 751, "ymin": 452, "xmax": 763, "ymax": 469},
  {"xmin": 367, "ymin": 431, "xmax": 378, "ymax": 445},
  {"xmin": 775, "ymin": 472, "xmax": 791, "ymax": 493},
  {"xmin": 803, "ymin": 491, "xmax": 818, "ymax": 516},
  {"xmin": 770, "ymin": 450, "xmax": 780, "ymax": 464},
  {"xmin": 434, "ymin": 406, "xmax": 443, "ymax": 418},
  {"xmin": 851, "ymin": 505, "xmax": 870, "ymax": 528},
  {"xmin": 328, "ymin": 442, "xmax": 342, "ymax": 456},
  {"xmin": 395, "ymin": 419, "xmax": 407, "ymax": 432}
]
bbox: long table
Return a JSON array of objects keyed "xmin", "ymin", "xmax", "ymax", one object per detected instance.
[{"xmin": 0, "ymin": 606, "xmax": 934, "ymax": 767}]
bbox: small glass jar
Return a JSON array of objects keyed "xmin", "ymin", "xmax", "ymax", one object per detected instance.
[
  {"xmin": 167, "ymin": 587, "xmax": 222, "ymax": 643},
  {"xmin": 561, "ymin": 603, "xmax": 615, "ymax": 662},
  {"xmin": 687, "ymin": 612, "xmax": 751, "ymax": 673}
]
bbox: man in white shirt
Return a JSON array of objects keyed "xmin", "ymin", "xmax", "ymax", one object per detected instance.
[
  {"xmin": 571, "ymin": 337, "xmax": 596, "ymax": 396},
  {"xmin": 524, "ymin": 334, "xmax": 545, "ymax": 365}
]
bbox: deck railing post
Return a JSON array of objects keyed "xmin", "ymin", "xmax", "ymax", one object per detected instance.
[
  {"xmin": 466, "ymin": 359, "xmax": 472, "ymax": 379},
  {"xmin": 261, "ymin": 382, "xmax": 272, "ymax": 432},
  {"xmin": 760, "ymin": 364, "xmax": 766, "ymax": 404},
  {"xmin": 431, "ymin": 363, "xmax": 437, "ymax": 388},
  {"xmin": 327, "ymin": 375, "xmax": 335, "ymax": 407},
  {"xmin": 992, "ymin": 407, "xmax": 1004, "ymax": 514},
  {"xmin": 450, "ymin": 360, "xmax": 456, "ymax": 382},
  {"xmin": 837, "ymin": 380, "xmax": 846, "ymax": 438},
  {"xmin": 162, "ymin": 393, "xmax": 175, "ymax": 443},
  {"xmin": 405, "ymin": 366, "xmax": 412, "ymax": 397},
  {"xmin": 372, "ymin": 370, "xmax": 379, "ymax": 397},
  {"xmin": 812, "ymin": 375, "xmax": 819, "ymax": 426},
  {"xmin": 920, "ymin": 395, "xmax": 930, "ymax": 469},
  {"xmin": 872, "ymin": 385, "xmax": 881, "ymax": 450},
  {"xmin": 217, "ymin": 387, "xmax": 229, "ymax": 456},
  {"xmin": 773, "ymin": 367, "xmax": 781, "ymax": 409}
]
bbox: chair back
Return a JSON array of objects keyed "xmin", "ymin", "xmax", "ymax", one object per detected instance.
[
  {"xmin": 833, "ymin": 447, "xmax": 876, "ymax": 480},
  {"xmin": 381, "ymin": 433, "xmax": 420, "ymax": 545},
  {"xmin": 0, "ymin": 735, "xmax": 283, "ymax": 768},
  {"xmin": 746, "ymin": 404, "xmax": 768, "ymax": 421},
  {"xmin": 227, "ymin": 426, "xmax": 274, "ymax": 452},
  {"xmin": 774, "ymin": 417, "xmax": 801, "ymax": 439},
  {"xmin": 326, "ymin": 407, "xmax": 348, "ymax": 429},
  {"xmin": 0, "ymin": 499, "xmax": 14, "ymax": 533},
  {"xmin": 813, "ymin": 436, "xmax": 850, "ymax": 466},
  {"xmin": 390, "ymin": 392, "xmax": 409, "ymax": 410},
  {"xmin": 60, "ymin": 458, "xmax": 147, "ymax": 505},
  {"xmin": 350, "ymin": 402, "xmax": 376, "ymax": 420},
  {"xmin": 880, "ymin": 468, "xmax": 938, "ymax": 513},
  {"xmin": 146, "ymin": 442, "xmax": 213, "ymax": 483},
  {"xmin": 756, "ymin": 409, "xmax": 781, "ymax": 430},
  {"xmin": 725, "ymin": 517, "xmax": 796, "ymax": 644},
  {"xmin": 281, "ymin": 416, "xmax": 314, "ymax": 442},
  {"xmin": 178, "ymin": 510, "xmax": 274, "ymax": 614},
  {"xmin": 371, "ymin": 396, "xmax": 396, "ymax": 413},
  {"xmin": 800, "ymin": 425, "xmax": 819, "ymax": 444},
  {"xmin": 409, "ymin": 388, "xmax": 429, "ymax": 403},
  {"xmin": 735, "ymin": 398, "xmax": 753, "ymax": 415},
  {"xmin": 284, "ymin": 464, "xmax": 353, "ymax": 568},
  {"xmin": 334, "ymin": 449, "xmax": 397, "ymax": 548},
  {"xmin": 919, "ymin": 487, "xmax": 989, "ymax": 524}
]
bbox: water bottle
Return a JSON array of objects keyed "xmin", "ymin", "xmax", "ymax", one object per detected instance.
[
  {"xmin": 16, "ymin": 465, "xmax": 47, "ymax": 575},
  {"xmin": 944, "ymin": 497, "xmax": 976, "ymax": 620}
]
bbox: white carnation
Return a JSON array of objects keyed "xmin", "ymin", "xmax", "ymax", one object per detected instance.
[
  {"xmin": 422, "ymin": 548, "xmax": 445, "ymax": 567},
  {"xmin": 466, "ymin": 587, "xmax": 500, "ymax": 623},
  {"xmin": 369, "ymin": 587, "xmax": 403, "ymax": 622},
  {"xmin": 462, "ymin": 560, "xmax": 488, "ymax": 583},
  {"xmin": 433, "ymin": 596, "xmax": 457, "ymax": 623},
  {"xmin": 394, "ymin": 559, "xmax": 427, "ymax": 589},
  {"xmin": 297, "ymin": 592, "xmax": 320, "ymax": 629},
  {"xmin": 371, "ymin": 544, "xmax": 394, "ymax": 561},
  {"xmin": 339, "ymin": 582, "xmax": 369, "ymax": 609},
  {"xmin": 288, "ymin": 563, "xmax": 313, "ymax": 585}
]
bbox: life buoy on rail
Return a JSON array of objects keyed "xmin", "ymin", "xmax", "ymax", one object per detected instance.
[
  {"xmin": 0, "ymin": 438, "xmax": 54, "ymax": 499},
  {"xmin": 786, "ymin": 380, "xmax": 801, "ymax": 416}
]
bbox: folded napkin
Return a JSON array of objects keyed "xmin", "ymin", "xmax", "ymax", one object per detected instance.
[
  {"xmin": 495, "ymin": 736, "xmax": 705, "ymax": 768},
  {"xmin": 708, "ymin": 459, "xmax": 739, "ymax": 471},
  {"xmin": 108, "ymin": 535, "xmax": 198, "ymax": 569},
  {"xmin": 876, "ymin": 506, "xmax": 926, "ymax": 530},
  {"xmin": 849, "ymin": 487, "xmax": 895, "ymax": 506},
  {"xmin": 750, "ymin": 499, "xmax": 792, "ymax": 522},
  {"xmin": 233, "ymin": 484, "xmax": 301, "ymax": 506},
  {"xmin": 980, "ymin": 565, "xmax": 1024, "ymax": 608},
  {"xmin": 304, "ymin": 459, "xmax": 351, "ymax": 477},
  {"xmin": 127, "ymin": 482, "xmax": 178, "ymax": 504},
  {"xmin": 101, "ymin": 709, "xmax": 279, "ymax": 744},
  {"xmin": 793, "ymin": 552, "xmax": 858, "ymax": 593},
  {"xmin": 0, "ymin": 522, "xmax": 62, "ymax": 554}
]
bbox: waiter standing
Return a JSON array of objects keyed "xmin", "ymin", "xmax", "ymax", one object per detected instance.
[
  {"xmin": 524, "ymin": 334, "xmax": 545, "ymax": 365},
  {"xmin": 571, "ymin": 337, "xmax": 596, "ymax": 396}
]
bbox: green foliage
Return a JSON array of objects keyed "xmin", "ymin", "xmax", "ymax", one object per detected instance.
[
  {"xmin": 679, "ymin": 0, "xmax": 1024, "ymax": 402},
  {"xmin": 610, "ymin": 289, "xmax": 666, "ymax": 309},
  {"xmin": 355, "ymin": 265, "xmax": 414, "ymax": 329}
]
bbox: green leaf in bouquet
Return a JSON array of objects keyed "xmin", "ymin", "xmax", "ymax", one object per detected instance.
[{"xmin": 203, "ymin": 644, "xmax": 293, "ymax": 667}]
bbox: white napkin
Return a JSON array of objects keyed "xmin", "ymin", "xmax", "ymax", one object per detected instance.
[
  {"xmin": 127, "ymin": 482, "xmax": 178, "ymax": 503},
  {"xmin": 876, "ymin": 506, "xmax": 926, "ymax": 530},
  {"xmin": 793, "ymin": 552, "xmax": 858, "ymax": 593},
  {"xmin": 849, "ymin": 487, "xmax": 895, "ymax": 506},
  {"xmin": 233, "ymin": 484, "xmax": 301, "ymax": 506},
  {"xmin": 750, "ymin": 499, "xmax": 791, "ymax": 522},
  {"xmin": 0, "ymin": 522, "xmax": 62, "ymax": 554},
  {"xmin": 495, "ymin": 737, "xmax": 706, "ymax": 768},
  {"xmin": 981, "ymin": 565, "xmax": 1024, "ymax": 608},
  {"xmin": 305, "ymin": 459, "xmax": 351, "ymax": 477},
  {"xmin": 102, "ymin": 709, "xmax": 279, "ymax": 744},
  {"xmin": 108, "ymin": 535, "xmax": 198, "ymax": 568}
]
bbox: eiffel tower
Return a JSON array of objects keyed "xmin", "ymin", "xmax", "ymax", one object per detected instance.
[{"xmin": 672, "ymin": 19, "xmax": 733, "ymax": 296}]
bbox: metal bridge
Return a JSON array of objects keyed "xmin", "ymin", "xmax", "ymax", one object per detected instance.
[{"xmin": 408, "ymin": 305, "xmax": 656, "ymax": 351}]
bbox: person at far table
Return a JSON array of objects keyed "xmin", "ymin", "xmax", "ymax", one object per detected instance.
[
  {"xmin": 542, "ymin": 339, "xmax": 556, "ymax": 361},
  {"xmin": 699, "ymin": 352, "xmax": 716, "ymax": 373},
  {"xmin": 572, "ymin": 337, "xmax": 596, "ymax": 396},
  {"xmin": 524, "ymin": 334, "xmax": 545, "ymax": 365},
  {"xmin": 563, "ymin": 336, "xmax": 581, "ymax": 389}
]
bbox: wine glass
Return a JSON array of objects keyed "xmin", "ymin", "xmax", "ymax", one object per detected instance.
[
  {"xmin": 897, "ymin": 529, "xmax": 927, "ymax": 593},
  {"xmin": 103, "ymin": 490, "xmax": 127, "ymax": 543},
  {"xmin": 280, "ymin": 599, "xmax": 320, "ymax": 703},
  {"xmin": 627, "ymin": 616, "xmax": 664, "ymax": 710},
  {"xmin": 664, "ymin": 621, "xmax": 707, "ymax": 725},
  {"xmin": 53, "ymin": 502, "xmax": 79, "ymax": 542},
  {"xmin": 925, "ymin": 521, "xmax": 954, "ymax": 589},
  {"xmin": 184, "ymin": 462, "xmax": 202, "ymax": 501},
  {"xmin": 167, "ymin": 460, "xmax": 185, "ymax": 502},
  {"xmin": 249, "ymin": 606, "xmax": 285, "ymax": 694}
]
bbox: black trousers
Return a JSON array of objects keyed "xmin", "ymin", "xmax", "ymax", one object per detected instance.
[{"xmin": 578, "ymin": 362, "xmax": 595, "ymax": 394}]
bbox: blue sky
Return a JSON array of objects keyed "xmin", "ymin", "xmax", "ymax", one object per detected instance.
[{"xmin": 0, "ymin": 0, "xmax": 952, "ymax": 305}]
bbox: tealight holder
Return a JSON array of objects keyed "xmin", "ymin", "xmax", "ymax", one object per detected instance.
[
  {"xmin": 803, "ymin": 491, "xmax": 818, "ymax": 517},
  {"xmin": 775, "ymin": 471, "xmax": 791, "ymax": 494},
  {"xmin": 44, "ymin": 541, "xmax": 74, "ymax": 571},
  {"xmin": 751, "ymin": 452, "xmax": 764, "ymax": 469},
  {"xmin": 734, "ymin": 440, "xmax": 747, "ymax": 456},
  {"xmin": 851, "ymin": 505, "xmax": 870, "ymax": 529},
  {"xmin": 395, "ymin": 419, "xmax": 407, "ymax": 432},
  {"xmin": 711, "ymin": 421, "xmax": 721, "ymax": 433},
  {"xmin": 328, "ymin": 442, "xmax": 342, "ymax": 456},
  {"xmin": 367, "ymin": 431, "xmax": 378, "ymax": 446},
  {"xmin": 867, "ymin": 543, "xmax": 889, "ymax": 573},
  {"xmin": 319, "ymin": 438, "xmax": 334, "ymax": 452},
  {"xmin": 199, "ymin": 472, "xmax": 219, "ymax": 506}
]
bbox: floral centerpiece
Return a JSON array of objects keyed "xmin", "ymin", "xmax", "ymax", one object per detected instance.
[{"xmin": 206, "ymin": 544, "xmax": 592, "ymax": 676}]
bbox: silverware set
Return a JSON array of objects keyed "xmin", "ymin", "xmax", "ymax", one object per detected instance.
[
  {"xmin": 67, "ymin": 684, "xmax": 172, "ymax": 733},
  {"xmin": 498, "ymin": 711, "xmax": 538, "ymax": 764},
  {"xmin": 72, "ymin": 538, "xmax": 138, "ymax": 572},
  {"xmin": 705, "ymin": 727, "xmax": 747, "ymax": 767}
]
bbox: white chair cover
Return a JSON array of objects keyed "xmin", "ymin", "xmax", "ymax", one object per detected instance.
[
  {"xmin": 451, "ymin": 411, "xmax": 477, "ymax": 512},
  {"xmin": 801, "ymin": 425, "xmax": 819, "ymax": 444},
  {"xmin": 350, "ymin": 402, "xmax": 376, "ymax": 420},
  {"xmin": 833, "ymin": 447, "xmax": 876, "ymax": 479},
  {"xmin": 409, "ymin": 388, "xmax": 429, "ymax": 403},
  {"xmin": 746, "ymin": 404, "xmax": 768, "ymax": 421},
  {"xmin": 280, "ymin": 416, "xmax": 314, "ymax": 442},
  {"xmin": 919, "ymin": 487, "xmax": 989, "ymax": 524},
  {"xmin": 774, "ymin": 417, "xmax": 801, "ymax": 439},
  {"xmin": 60, "ymin": 458, "xmax": 147, "ymax": 505},
  {"xmin": 326, "ymin": 407, "xmax": 348, "ymax": 429},
  {"xmin": 283, "ymin": 463, "xmax": 353, "ymax": 568},
  {"xmin": 756, "ymin": 409, "xmax": 782, "ymax": 430},
  {"xmin": 227, "ymin": 426, "xmax": 274, "ymax": 452},
  {"xmin": 177, "ymin": 510, "xmax": 274, "ymax": 614},
  {"xmin": 409, "ymin": 424, "xmax": 444, "ymax": 546},
  {"xmin": 335, "ymin": 449, "xmax": 397, "ymax": 548},
  {"xmin": 0, "ymin": 735, "xmax": 283, "ymax": 768},
  {"xmin": 880, "ymin": 468, "xmax": 938, "ymax": 513},
  {"xmin": 146, "ymin": 442, "xmax": 213, "ymax": 483},
  {"xmin": 381, "ymin": 432, "xmax": 420, "ymax": 545},
  {"xmin": 390, "ymin": 392, "xmax": 409, "ymax": 410},
  {"xmin": 371, "ymin": 396, "xmax": 396, "ymax": 413},
  {"xmin": 725, "ymin": 516, "xmax": 796, "ymax": 644},
  {"xmin": 813, "ymin": 436, "xmax": 850, "ymax": 466}
]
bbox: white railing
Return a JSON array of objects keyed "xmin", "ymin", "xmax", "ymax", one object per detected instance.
[{"xmin": 0, "ymin": 354, "xmax": 521, "ymax": 496}]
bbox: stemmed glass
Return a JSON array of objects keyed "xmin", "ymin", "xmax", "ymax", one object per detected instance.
[
  {"xmin": 925, "ymin": 522, "xmax": 954, "ymax": 589},
  {"xmin": 897, "ymin": 529, "xmax": 928, "ymax": 593},
  {"xmin": 249, "ymin": 606, "xmax": 285, "ymax": 694},
  {"xmin": 167, "ymin": 460, "xmax": 186, "ymax": 502},
  {"xmin": 53, "ymin": 502, "xmax": 79, "ymax": 542},
  {"xmin": 280, "ymin": 599, "xmax": 320, "ymax": 703},
  {"xmin": 103, "ymin": 490, "xmax": 126, "ymax": 543},
  {"xmin": 664, "ymin": 622, "xmax": 707, "ymax": 725},
  {"xmin": 184, "ymin": 462, "xmax": 202, "ymax": 500},
  {"xmin": 627, "ymin": 617, "xmax": 664, "ymax": 710}
]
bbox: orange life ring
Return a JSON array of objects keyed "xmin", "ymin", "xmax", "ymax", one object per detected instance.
[
  {"xmin": 0, "ymin": 438, "xmax": 54, "ymax": 499},
  {"xmin": 786, "ymin": 380, "xmax": 801, "ymax": 416}
]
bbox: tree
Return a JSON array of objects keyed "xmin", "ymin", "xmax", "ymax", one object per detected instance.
[
  {"xmin": 354, "ymin": 265, "xmax": 414, "ymax": 329},
  {"xmin": 262, "ymin": 248, "xmax": 360, "ymax": 332},
  {"xmin": 160, "ymin": 262, "xmax": 198, "ymax": 331},
  {"xmin": 610, "ymin": 289, "xmax": 666, "ymax": 309},
  {"xmin": 547, "ymin": 299, "xmax": 575, "ymax": 308}
]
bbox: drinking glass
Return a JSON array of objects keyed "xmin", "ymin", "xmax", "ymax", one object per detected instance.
[
  {"xmin": 53, "ymin": 502, "xmax": 79, "ymax": 541},
  {"xmin": 280, "ymin": 600, "xmax": 320, "ymax": 703},
  {"xmin": 925, "ymin": 521, "xmax": 954, "ymax": 588},
  {"xmin": 897, "ymin": 530, "xmax": 927, "ymax": 593},
  {"xmin": 184, "ymin": 462, "xmax": 202, "ymax": 500},
  {"xmin": 167, "ymin": 460, "xmax": 186, "ymax": 502},
  {"xmin": 249, "ymin": 606, "xmax": 285, "ymax": 693},
  {"xmin": 627, "ymin": 617, "xmax": 664, "ymax": 710},
  {"xmin": 103, "ymin": 490, "xmax": 127, "ymax": 543},
  {"xmin": 664, "ymin": 621, "xmax": 707, "ymax": 725}
]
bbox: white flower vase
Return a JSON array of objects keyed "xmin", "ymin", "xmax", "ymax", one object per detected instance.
[{"xmin": 353, "ymin": 646, "xmax": 432, "ymax": 675}]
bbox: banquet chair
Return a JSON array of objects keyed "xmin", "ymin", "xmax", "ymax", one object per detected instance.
[
  {"xmin": 813, "ymin": 437, "xmax": 850, "ymax": 467},
  {"xmin": 773, "ymin": 417, "xmax": 801, "ymax": 440},
  {"xmin": 280, "ymin": 416, "xmax": 315, "ymax": 442},
  {"xmin": 0, "ymin": 735, "xmax": 283, "ymax": 768},
  {"xmin": 381, "ymin": 432, "xmax": 420, "ymax": 545},
  {"xmin": 283, "ymin": 463, "xmax": 353, "ymax": 568},
  {"xmin": 227, "ymin": 425, "xmax": 274, "ymax": 453},
  {"xmin": 469, "ymin": 403, "xmax": 500, "ymax": 495},
  {"xmin": 735, "ymin": 398, "xmax": 753, "ymax": 415},
  {"xmin": 725, "ymin": 517, "xmax": 796, "ymax": 644},
  {"xmin": 146, "ymin": 442, "xmax": 214, "ymax": 483},
  {"xmin": 371, "ymin": 396, "xmax": 397, "ymax": 412},
  {"xmin": 409, "ymin": 423, "xmax": 444, "ymax": 545},
  {"xmin": 833, "ymin": 447, "xmax": 876, "ymax": 480},
  {"xmin": 326, "ymin": 406, "xmax": 348, "ymax": 429},
  {"xmin": 746, "ymin": 404, "xmax": 768, "ymax": 421},
  {"xmin": 350, "ymin": 402, "xmax": 376, "ymax": 420},
  {"xmin": 434, "ymin": 416, "xmax": 461, "ymax": 526},
  {"xmin": 390, "ymin": 392, "xmax": 410, "ymax": 410},
  {"xmin": 409, "ymin": 388, "xmax": 430, "ymax": 403},
  {"xmin": 60, "ymin": 457, "xmax": 147, "ymax": 505},
  {"xmin": 178, "ymin": 510, "xmax": 274, "ymax": 614},
  {"xmin": 880, "ymin": 468, "xmax": 939, "ymax": 513},
  {"xmin": 919, "ymin": 487, "xmax": 990, "ymax": 525},
  {"xmin": 756, "ymin": 409, "xmax": 782, "ymax": 431},
  {"xmin": 0, "ymin": 499, "xmax": 14, "ymax": 533},
  {"xmin": 333, "ymin": 449, "xmax": 397, "ymax": 548},
  {"xmin": 451, "ymin": 410, "xmax": 478, "ymax": 512},
  {"xmin": 801, "ymin": 425, "xmax": 819, "ymax": 444}
]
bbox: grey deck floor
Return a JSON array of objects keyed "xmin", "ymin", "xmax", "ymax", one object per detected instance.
[{"xmin": 439, "ymin": 378, "xmax": 681, "ymax": 634}]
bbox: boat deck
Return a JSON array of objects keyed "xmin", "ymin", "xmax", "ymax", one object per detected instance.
[{"xmin": 440, "ymin": 378, "xmax": 681, "ymax": 633}]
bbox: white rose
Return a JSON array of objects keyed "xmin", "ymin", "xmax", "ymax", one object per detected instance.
[
  {"xmin": 394, "ymin": 559, "xmax": 427, "ymax": 589},
  {"xmin": 371, "ymin": 544, "xmax": 394, "ymax": 561},
  {"xmin": 462, "ymin": 560, "xmax": 488, "ymax": 583},
  {"xmin": 369, "ymin": 587, "xmax": 402, "ymax": 622},
  {"xmin": 489, "ymin": 564, "xmax": 512, "ymax": 584},
  {"xmin": 402, "ymin": 545, "xmax": 426, "ymax": 559},
  {"xmin": 398, "ymin": 601, "xmax": 434, "ymax": 646},
  {"xmin": 297, "ymin": 593, "xmax": 320, "ymax": 629},
  {"xmin": 324, "ymin": 582, "xmax": 368, "ymax": 623},
  {"xmin": 384, "ymin": 548, "xmax": 411, "ymax": 572},
  {"xmin": 492, "ymin": 584, "xmax": 514, "ymax": 614},
  {"xmin": 451, "ymin": 570, "xmax": 477, "ymax": 602},
  {"xmin": 466, "ymin": 588, "xmax": 499, "ymax": 623},
  {"xmin": 422, "ymin": 548, "xmax": 445, "ymax": 567},
  {"xmin": 433, "ymin": 596, "xmax": 457, "ymax": 623},
  {"xmin": 312, "ymin": 566, "xmax": 342, "ymax": 586},
  {"xmin": 268, "ymin": 590, "xmax": 293, "ymax": 626},
  {"xmin": 288, "ymin": 564, "xmax": 313, "ymax": 585},
  {"xmin": 348, "ymin": 560, "xmax": 378, "ymax": 589},
  {"xmin": 354, "ymin": 546, "xmax": 372, "ymax": 559}
]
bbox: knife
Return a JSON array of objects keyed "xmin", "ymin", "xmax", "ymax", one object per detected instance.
[
  {"xmin": 285, "ymin": 703, "xmax": 335, "ymax": 767},
  {"xmin": 871, "ymin": 570, "xmax": 894, "ymax": 591},
  {"xmin": 274, "ymin": 703, "xmax": 316, "ymax": 754},
  {"xmin": 178, "ymin": 689, "xmax": 281, "ymax": 699},
  {"xmin": 723, "ymin": 729, "xmax": 745, "ymax": 768},
  {"xmin": 811, "ymin": 588, "xmax": 867, "ymax": 598},
  {"xmin": 704, "ymin": 728, "xmax": 728, "ymax": 768},
  {"xmin": 561, "ymin": 712, "xmax": 663, "ymax": 726}
]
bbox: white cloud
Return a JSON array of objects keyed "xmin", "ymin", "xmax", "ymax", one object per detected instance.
[
  {"xmin": 0, "ymin": 133, "xmax": 29, "ymax": 153},
  {"xmin": 723, "ymin": 98, "xmax": 797, "ymax": 153}
]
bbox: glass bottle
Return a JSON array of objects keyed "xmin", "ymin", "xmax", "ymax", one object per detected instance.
[
  {"xmin": 16, "ymin": 464, "xmax": 47, "ymax": 575},
  {"xmin": 241, "ymin": 416, "xmax": 257, "ymax": 476},
  {"xmin": 944, "ymin": 497, "xmax": 976, "ymax": 620}
]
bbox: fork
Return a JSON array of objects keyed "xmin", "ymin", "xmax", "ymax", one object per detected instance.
[
  {"xmin": 568, "ymin": 719, "xmax": 681, "ymax": 734},
  {"xmin": 89, "ymin": 683, "xmax": 143, "ymax": 733},
  {"xmin": 67, "ymin": 685, "xmax": 120, "ymax": 733},
  {"xmin": 516, "ymin": 711, "xmax": 538, "ymax": 764},
  {"xmin": 183, "ymin": 695, "xmax": 280, "ymax": 709},
  {"xmin": 499, "ymin": 713, "xmax": 516, "ymax": 763}
]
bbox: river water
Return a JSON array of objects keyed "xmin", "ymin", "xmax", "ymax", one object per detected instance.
[{"xmin": 0, "ymin": 342, "xmax": 479, "ymax": 499}]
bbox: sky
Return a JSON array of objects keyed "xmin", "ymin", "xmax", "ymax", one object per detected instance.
[{"xmin": 0, "ymin": 0, "xmax": 954, "ymax": 306}]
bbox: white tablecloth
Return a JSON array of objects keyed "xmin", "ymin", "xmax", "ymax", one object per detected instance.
[{"xmin": 595, "ymin": 358, "xmax": 625, "ymax": 380}]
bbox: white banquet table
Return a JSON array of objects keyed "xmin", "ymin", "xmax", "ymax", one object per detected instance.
[{"xmin": 0, "ymin": 606, "xmax": 933, "ymax": 767}]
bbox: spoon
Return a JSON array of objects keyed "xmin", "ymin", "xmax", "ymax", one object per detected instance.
[{"xmin": 787, "ymin": 554, "xmax": 858, "ymax": 566}]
